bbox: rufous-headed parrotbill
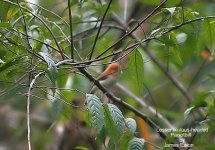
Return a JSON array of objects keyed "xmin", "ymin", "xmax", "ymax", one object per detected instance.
[{"xmin": 90, "ymin": 62, "xmax": 121, "ymax": 94}]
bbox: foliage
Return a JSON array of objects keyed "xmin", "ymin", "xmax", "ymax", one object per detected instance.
[
  {"xmin": 0, "ymin": 0, "xmax": 215, "ymax": 150},
  {"xmin": 86, "ymin": 94, "xmax": 143, "ymax": 149}
]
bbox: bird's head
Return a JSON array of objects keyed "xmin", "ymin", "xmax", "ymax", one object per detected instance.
[
  {"xmin": 97, "ymin": 63, "xmax": 121, "ymax": 80},
  {"xmin": 105, "ymin": 63, "xmax": 120, "ymax": 76}
]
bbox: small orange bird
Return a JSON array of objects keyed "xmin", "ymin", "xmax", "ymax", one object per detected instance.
[{"xmin": 90, "ymin": 63, "xmax": 121, "ymax": 94}]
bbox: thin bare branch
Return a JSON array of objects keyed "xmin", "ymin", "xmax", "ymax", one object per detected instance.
[
  {"xmin": 88, "ymin": 0, "xmax": 113, "ymax": 60},
  {"xmin": 78, "ymin": 68, "xmax": 167, "ymax": 138},
  {"xmin": 68, "ymin": 0, "xmax": 74, "ymax": 59},
  {"xmin": 27, "ymin": 72, "xmax": 44, "ymax": 150},
  {"xmin": 95, "ymin": 0, "xmax": 168, "ymax": 59},
  {"xmin": 112, "ymin": 12, "xmax": 205, "ymax": 114},
  {"xmin": 2, "ymin": 0, "xmax": 65, "ymax": 59}
]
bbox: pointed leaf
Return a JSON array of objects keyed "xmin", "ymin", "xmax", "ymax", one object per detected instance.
[
  {"xmin": 108, "ymin": 104, "xmax": 125, "ymax": 134},
  {"xmin": 103, "ymin": 104, "xmax": 120, "ymax": 142},
  {"xmin": 119, "ymin": 131, "xmax": 133, "ymax": 150},
  {"xmin": 86, "ymin": 94, "xmax": 104, "ymax": 133},
  {"xmin": 128, "ymin": 137, "xmax": 145, "ymax": 150}
]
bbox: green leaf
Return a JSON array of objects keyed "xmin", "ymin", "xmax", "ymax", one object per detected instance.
[
  {"xmin": 203, "ymin": 19, "xmax": 215, "ymax": 50},
  {"xmin": 0, "ymin": 1, "xmax": 10, "ymax": 21},
  {"xmin": 49, "ymin": 90, "xmax": 63, "ymax": 119},
  {"xmin": 6, "ymin": 5, "xmax": 19, "ymax": 20},
  {"xmin": 128, "ymin": 137, "xmax": 145, "ymax": 150},
  {"xmin": 122, "ymin": 50, "xmax": 145, "ymax": 94},
  {"xmin": 103, "ymin": 104, "xmax": 120, "ymax": 142},
  {"xmin": 97, "ymin": 126, "xmax": 107, "ymax": 146},
  {"xmin": 0, "ymin": 22, "xmax": 12, "ymax": 29},
  {"xmin": 86, "ymin": 94, "xmax": 104, "ymax": 133},
  {"xmin": 108, "ymin": 104, "xmax": 125, "ymax": 134},
  {"xmin": 191, "ymin": 92, "xmax": 209, "ymax": 108},
  {"xmin": 125, "ymin": 118, "xmax": 137, "ymax": 134},
  {"xmin": 107, "ymin": 140, "xmax": 116, "ymax": 150},
  {"xmin": 184, "ymin": 106, "xmax": 195, "ymax": 120},
  {"xmin": 39, "ymin": 52, "xmax": 57, "ymax": 73},
  {"xmin": 39, "ymin": 52, "xmax": 58, "ymax": 82},
  {"xmin": 119, "ymin": 131, "xmax": 133, "ymax": 150},
  {"xmin": 0, "ymin": 55, "xmax": 24, "ymax": 73}
]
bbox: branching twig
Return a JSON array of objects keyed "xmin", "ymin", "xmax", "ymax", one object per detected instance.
[
  {"xmin": 78, "ymin": 68, "xmax": 183, "ymax": 150},
  {"xmin": 78, "ymin": 68, "xmax": 166, "ymax": 138},
  {"xmin": 112, "ymin": 11, "xmax": 197, "ymax": 105},
  {"xmin": 27, "ymin": 72, "xmax": 43, "ymax": 150},
  {"xmin": 2, "ymin": 0, "xmax": 65, "ymax": 59},
  {"xmin": 95, "ymin": 0, "xmax": 168, "ymax": 59}
]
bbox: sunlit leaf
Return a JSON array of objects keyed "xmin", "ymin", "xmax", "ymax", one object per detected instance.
[{"xmin": 6, "ymin": 5, "xmax": 19, "ymax": 20}]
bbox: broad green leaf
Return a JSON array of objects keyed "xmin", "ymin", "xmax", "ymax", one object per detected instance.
[
  {"xmin": 0, "ymin": 1, "xmax": 10, "ymax": 21},
  {"xmin": 119, "ymin": 131, "xmax": 133, "ymax": 150},
  {"xmin": 122, "ymin": 50, "xmax": 145, "ymax": 94},
  {"xmin": 107, "ymin": 104, "xmax": 125, "ymax": 134},
  {"xmin": 97, "ymin": 126, "xmax": 107, "ymax": 146},
  {"xmin": 6, "ymin": 5, "xmax": 19, "ymax": 20},
  {"xmin": 203, "ymin": 19, "xmax": 215, "ymax": 51},
  {"xmin": 128, "ymin": 137, "xmax": 145, "ymax": 150},
  {"xmin": 160, "ymin": 31, "xmax": 183, "ymax": 66},
  {"xmin": 86, "ymin": 94, "xmax": 104, "ymax": 133},
  {"xmin": 107, "ymin": 140, "xmax": 116, "ymax": 150},
  {"xmin": 191, "ymin": 92, "xmax": 209, "ymax": 108},
  {"xmin": 161, "ymin": 31, "xmax": 178, "ymax": 47},
  {"xmin": 103, "ymin": 104, "xmax": 120, "ymax": 142},
  {"xmin": 49, "ymin": 90, "xmax": 63, "ymax": 119}
]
